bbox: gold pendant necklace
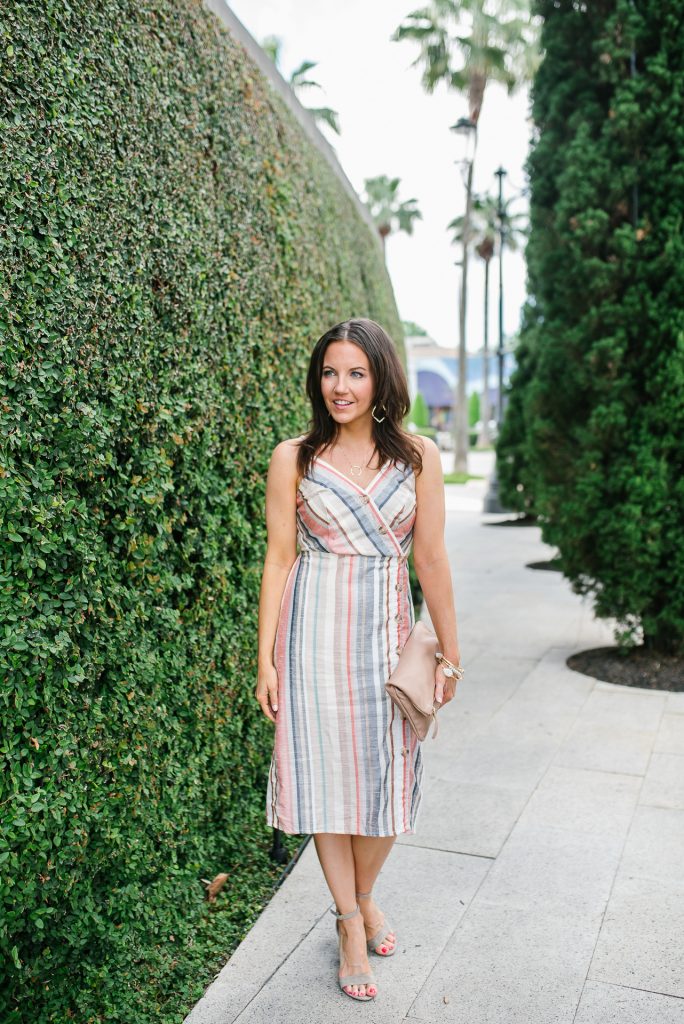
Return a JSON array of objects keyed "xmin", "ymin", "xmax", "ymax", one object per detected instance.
[{"xmin": 336, "ymin": 445, "xmax": 376, "ymax": 478}]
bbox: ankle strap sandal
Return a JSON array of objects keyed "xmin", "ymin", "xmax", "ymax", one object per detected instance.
[
  {"xmin": 330, "ymin": 904, "xmax": 377, "ymax": 1001},
  {"xmin": 356, "ymin": 890, "xmax": 397, "ymax": 957}
]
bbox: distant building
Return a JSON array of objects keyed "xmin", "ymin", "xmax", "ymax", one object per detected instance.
[{"xmin": 405, "ymin": 334, "xmax": 516, "ymax": 433}]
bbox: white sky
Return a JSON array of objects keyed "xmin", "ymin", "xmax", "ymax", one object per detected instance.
[{"xmin": 229, "ymin": 0, "xmax": 532, "ymax": 350}]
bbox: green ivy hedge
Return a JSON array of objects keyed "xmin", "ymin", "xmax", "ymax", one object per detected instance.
[{"xmin": 0, "ymin": 2, "xmax": 402, "ymax": 1020}]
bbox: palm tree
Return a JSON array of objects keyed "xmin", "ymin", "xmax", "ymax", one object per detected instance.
[
  {"xmin": 448, "ymin": 192, "xmax": 527, "ymax": 446},
  {"xmin": 262, "ymin": 35, "xmax": 341, "ymax": 134},
  {"xmin": 362, "ymin": 176, "xmax": 422, "ymax": 255},
  {"xmin": 393, "ymin": 0, "xmax": 538, "ymax": 473}
]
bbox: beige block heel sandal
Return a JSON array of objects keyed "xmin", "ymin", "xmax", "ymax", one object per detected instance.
[
  {"xmin": 330, "ymin": 903, "xmax": 377, "ymax": 1001},
  {"xmin": 356, "ymin": 890, "xmax": 396, "ymax": 956}
]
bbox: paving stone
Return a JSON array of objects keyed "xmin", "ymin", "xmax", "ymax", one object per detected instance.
[
  {"xmin": 574, "ymin": 980, "xmax": 684, "ymax": 1023},
  {"xmin": 617, "ymin": 805, "xmax": 684, "ymax": 885},
  {"xmin": 517, "ymin": 765, "xmax": 641, "ymax": 836},
  {"xmin": 665, "ymin": 692, "xmax": 684, "ymax": 714},
  {"xmin": 655, "ymin": 713, "xmax": 684, "ymax": 755},
  {"xmin": 553, "ymin": 720, "xmax": 656, "ymax": 775},
  {"xmin": 475, "ymin": 822, "xmax": 623, "ymax": 911},
  {"xmin": 588, "ymin": 875, "xmax": 684, "ymax": 998},
  {"xmin": 469, "ymin": 763, "xmax": 635, "ymax": 910},
  {"xmin": 552, "ymin": 686, "xmax": 666, "ymax": 775},
  {"xmin": 410, "ymin": 896, "xmax": 604, "ymax": 1024},
  {"xmin": 582, "ymin": 806, "xmax": 684, "ymax": 1003},
  {"xmin": 439, "ymin": 731, "xmax": 562, "ymax": 789},
  {"xmin": 396, "ymin": 776, "xmax": 529, "ymax": 858},
  {"xmin": 572, "ymin": 688, "xmax": 666, "ymax": 730},
  {"xmin": 433, "ymin": 655, "xmax": 537, "ymax": 746},
  {"xmin": 640, "ymin": 753, "xmax": 684, "ymax": 809}
]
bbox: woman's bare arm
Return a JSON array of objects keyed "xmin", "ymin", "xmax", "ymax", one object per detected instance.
[
  {"xmin": 256, "ymin": 440, "xmax": 299, "ymax": 722},
  {"xmin": 412, "ymin": 436, "xmax": 461, "ymax": 704}
]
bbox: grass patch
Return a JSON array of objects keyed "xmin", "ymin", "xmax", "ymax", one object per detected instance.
[{"xmin": 443, "ymin": 472, "xmax": 484, "ymax": 484}]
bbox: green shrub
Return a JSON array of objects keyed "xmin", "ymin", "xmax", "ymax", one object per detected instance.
[
  {"xmin": 0, "ymin": 1, "xmax": 402, "ymax": 1020},
  {"xmin": 409, "ymin": 390, "xmax": 430, "ymax": 428},
  {"xmin": 468, "ymin": 391, "xmax": 480, "ymax": 428}
]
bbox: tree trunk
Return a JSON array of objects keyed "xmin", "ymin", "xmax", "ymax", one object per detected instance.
[
  {"xmin": 643, "ymin": 626, "xmax": 684, "ymax": 658},
  {"xmin": 452, "ymin": 152, "xmax": 475, "ymax": 475},
  {"xmin": 478, "ymin": 257, "xmax": 491, "ymax": 447}
]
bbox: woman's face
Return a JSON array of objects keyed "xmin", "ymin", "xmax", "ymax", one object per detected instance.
[{"xmin": 321, "ymin": 340, "xmax": 376, "ymax": 425}]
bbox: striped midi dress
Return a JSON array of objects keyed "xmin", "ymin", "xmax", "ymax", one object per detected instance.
[{"xmin": 265, "ymin": 455, "xmax": 424, "ymax": 837}]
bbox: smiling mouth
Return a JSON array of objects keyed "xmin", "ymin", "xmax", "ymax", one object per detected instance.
[{"xmin": 333, "ymin": 400, "xmax": 353, "ymax": 406}]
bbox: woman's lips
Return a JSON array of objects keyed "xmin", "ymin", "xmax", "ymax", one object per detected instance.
[{"xmin": 333, "ymin": 400, "xmax": 353, "ymax": 406}]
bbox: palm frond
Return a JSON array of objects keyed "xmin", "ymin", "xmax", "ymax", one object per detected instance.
[
  {"xmin": 363, "ymin": 176, "xmax": 422, "ymax": 240},
  {"xmin": 261, "ymin": 34, "xmax": 282, "ymax": 66},
  {"xmin": 290, "ymin": 59, "xmax": 319, "ymax": 86},
  {"xmin": 393, "ymin": 0, "xmax": 540, "ymax": 102},
  {"xmin": 307, "ymin": 107, "xmax": 341, "ymax": 134},
  {"xmin": 448, "ymin": 186, "xmax": 528, "ymax": 254},
  {"xmin": 292, "ymin": 78, "xmax": 323, "ymax": 92},
  {"xmin": 397, "ymin": 200, "xmax": 422, "ymax": 234}
]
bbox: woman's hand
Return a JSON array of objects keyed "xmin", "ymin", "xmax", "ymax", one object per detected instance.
[
  {"xmin": 433, "ymin": 661, "xmax": 459, "ymax": 707},
  {"xmin": 256, "ymin": 662, "xmax": 279, "ymax": 723}
]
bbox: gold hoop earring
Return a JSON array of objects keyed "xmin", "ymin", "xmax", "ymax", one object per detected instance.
[{"xmin": 372, "ymin": 405, "xmax": 386, "ymax": 424}]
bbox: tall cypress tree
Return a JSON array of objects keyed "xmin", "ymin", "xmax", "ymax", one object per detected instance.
[
  {"xmin": 498, "ymin": 0, "xmax": 611, "ymax": 513},
  {"xmin": 499, "ymin": 0, "xmax": 684, "ymax": 654}
]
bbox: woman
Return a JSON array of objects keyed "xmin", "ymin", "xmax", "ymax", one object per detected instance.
[{"xmin": 256, "ymin": 318, "xmax": 461, "ymax": 1002}]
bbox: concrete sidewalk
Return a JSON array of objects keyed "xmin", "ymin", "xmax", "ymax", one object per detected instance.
[{"xmin": 186, "ymin": 461, "xmax": 684, "ymax": 1024}]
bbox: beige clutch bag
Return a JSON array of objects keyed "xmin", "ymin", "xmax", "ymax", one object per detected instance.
[{"xmin": 385, "ymin": 620, "xmax": 440, "ymax": 740}]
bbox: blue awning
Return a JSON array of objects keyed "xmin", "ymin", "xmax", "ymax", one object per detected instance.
[{"xmin": 417, "ymin": 370, "xmax": 453, "ymax": 407}]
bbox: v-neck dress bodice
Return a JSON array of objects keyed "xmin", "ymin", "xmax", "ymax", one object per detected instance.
[
  {"xmin": 265, "ymin": 457, "xmax": 424, "ymax": 837},
  {"xmin": 295, "ymin": 455, "xmax": 416, "ymax": 559}
]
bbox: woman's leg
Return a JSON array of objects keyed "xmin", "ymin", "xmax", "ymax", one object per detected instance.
[
  {"xmin": 313, "ymin": 834, "xmax": 377, "ymax": 998},
  {"xmin": 352, "ymin": 835, "xmax": 397, "ymax": 953},
  {"xmin": 351, "ymin": 834, "xmax": 396, "ymax": 892}
]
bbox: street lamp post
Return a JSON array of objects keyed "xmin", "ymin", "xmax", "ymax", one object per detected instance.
[
  {"xmin": 495, "ymin": 166, "xmax": 507, "ymax": 425},
  {"xmin": 450, "ymin": 116, "xmax": 477, "ymax": 476},
  {"xmin": 483, "ymin": 165, "xmax": 509, "ymax": 514}
]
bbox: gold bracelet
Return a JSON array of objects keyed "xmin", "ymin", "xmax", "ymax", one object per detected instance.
[{"xmin": 435, "ymin": 652, "xmax": 465, "ymax": 680}]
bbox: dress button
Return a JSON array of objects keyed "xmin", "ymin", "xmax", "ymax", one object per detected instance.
[
  {"xmin": 361, "ymin": 495, "xmax": 370, "ymax": 504},
  {"xmin": 378, "ymin": 525, "xmax": 387, "ymax": 534},
  {"xmin": 395, "ymin": 614, "xmax": 403, "ymax": 622},
  {"xmin": 395, "ymin": 583, "xmax": 403, "ymax": 592},
  {"xmin": 396, "ymin": 645, "xmax": 402, "ymax": 653}
]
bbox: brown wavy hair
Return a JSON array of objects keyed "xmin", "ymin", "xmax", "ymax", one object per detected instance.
[{"xmin": 296, "ymin": 318, "xmax": 424, "ymax": 483}]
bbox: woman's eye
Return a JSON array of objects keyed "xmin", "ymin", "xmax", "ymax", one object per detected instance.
[{"xmin": 322, "ymin": 369, "xmax": 365, "ymax": 378}]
